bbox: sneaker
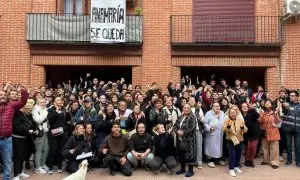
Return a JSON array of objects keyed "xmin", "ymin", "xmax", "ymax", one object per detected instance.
[
  {"xmin": 229, "ymin": 170, "xmax": 236, "ymax": 177},
  {"xmin": 296, "ymin": 163, "xmax": 300, "ymax": 168},
  {"xmin": 271, "ymin": 165, "xmax": 279, "ymax": 169},
  {"xmin": 280, "ymin": 156, "xmax": 284, "ymax": 162},
  {"xmin": 48, "ymin": 169, "xmax": 53, "ymax": 175},
  {"xmin": 12, "ymin": 176, "xmax": 20, "ymax": 180},
  {"xmin": 57, "ymin": 169, "xmax": 63, "ymax": 173},
  {"xmin": 185, "ymin": 171, "xmax": 194, "ymax": 177},
  {"xmin": 234, "ymin": 167, "xmax": 243, "ymax": 174},
  {"xmin": 218, "ymin": 160, "xmax": 226, "ymax": 166},
  {"xmin": 42, "ymin": 165, "xmax": 49, "ymax": 171},
  {"xmin": 208, "ymin": 162, "xmax": 216, "ymax": 168},
  {"xmin": 35, "ymin": 168, "xmax": 47, "ymax": 174},
  {"xmin": 167, "ymin": 169, "xmax": 173, "ymax": 175},
  {"xmin": 19, "ymin": 172, "xmax": 30, "ymax": 178},
  {"xmin": 285, "ymin": 161, "xmax": 292, "ymax": 166},
  {"xmin": 176, "ymin": 169, "xmax": 186, "ymax": 175},
  {"xmin": 197, "ymin": 165, "xmax": 202, "ymax": 169}
]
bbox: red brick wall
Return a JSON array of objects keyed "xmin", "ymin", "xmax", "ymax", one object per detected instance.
[
  {"xmin": 0, "ymin": 0, "xmax": 299, "ymax": 96},
  {"xmin": 0, "ymin": 0, "xmax": 32, "ymax": 86}
]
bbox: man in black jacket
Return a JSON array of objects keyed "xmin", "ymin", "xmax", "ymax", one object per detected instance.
[
  {"xmin": 281, "ymin": 90, "xmax": 300, "ymax": 167},
  {"xmin": 127, "ymin": 122, "xmax": 153, "ymax": 170},
  {"xmin": 167, "ymin": 80, "xmax": 181, "ymax": 98}
]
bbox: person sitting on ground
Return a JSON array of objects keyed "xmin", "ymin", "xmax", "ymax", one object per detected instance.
[
  {"xmin": 99, "ymin": 122, "xmax": 132, "ymax": 176},
  {"xmin": 127, "ymin": 122, "xmax": 154, "ymax": 170},
  {"xmin": 150, "ymin": 124, "xmax": 177, "ymax": 175},
  {"xmin": 63, "ymin": 123, "xmax": 91, "ymax": 174}
]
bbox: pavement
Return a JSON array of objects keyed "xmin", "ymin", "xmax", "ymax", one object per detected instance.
[{"xmin": 3, "ymin": 158, "xmax": 300, "ymax": 180}]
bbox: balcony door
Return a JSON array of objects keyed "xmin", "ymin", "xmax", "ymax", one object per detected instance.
[{"xmin": 193, "ymin": 0, "xmax": 255, "ymax": 43}]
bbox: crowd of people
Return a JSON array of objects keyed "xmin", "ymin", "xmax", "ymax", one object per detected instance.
[{"xmin": 0, "ymin": 73, "xmax": 299, "ymax": 180}]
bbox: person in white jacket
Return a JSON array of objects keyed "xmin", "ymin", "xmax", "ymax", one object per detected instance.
[{"xmin": 32, "ymin": 98, "xmax": 49, "ymax": 174}]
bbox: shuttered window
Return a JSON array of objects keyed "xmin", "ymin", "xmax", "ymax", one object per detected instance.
[{"xmin": 193, "ymin": 0, "xmax": 255, "ymax": 43}]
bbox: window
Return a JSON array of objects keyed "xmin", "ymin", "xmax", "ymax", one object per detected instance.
[{"xmin": 64, "ymin": 0, "xmax": 85, "ymax": 15}]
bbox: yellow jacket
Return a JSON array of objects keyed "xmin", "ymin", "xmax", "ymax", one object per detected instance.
[{"xmin": 223, "ymin": 118, "xmax": 248, "ymax": 143}]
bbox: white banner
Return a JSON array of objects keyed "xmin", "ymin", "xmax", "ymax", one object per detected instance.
[{"xmin": 90, "ymin": 0, "xmax": 126, "ymax": 43}]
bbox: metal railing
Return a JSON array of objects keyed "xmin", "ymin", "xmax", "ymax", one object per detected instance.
[
  {"xmin": 171, "ymin": 15, "xmax": 284, "ymax": 46},
  {"xmin": 27, "ymin": 13, "xmax": 143, "ymax": 44}
]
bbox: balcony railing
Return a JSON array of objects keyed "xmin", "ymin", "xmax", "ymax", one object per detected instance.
[
  {"xmin": 171, "ymin": 15, "xmax": 284, "ymax": 46},
  {"xmin": 27, "ymin": 13, "xmax": 143, "ymax": 44}
]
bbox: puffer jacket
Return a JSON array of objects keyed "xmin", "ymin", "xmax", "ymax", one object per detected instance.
[
  {"xmin": 0, "ymin": 89, "xmax": 29, "ymax": 137},
  {"xmin": 281, "ymin": 102, "xmax": 300, "ymax": 133},
  {"xmin": 32, "ymin": 105, "xmax": 49, "ymax": 133}
]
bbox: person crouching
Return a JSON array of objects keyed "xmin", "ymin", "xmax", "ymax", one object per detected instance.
[
  {"xmin": 150, "ymin": 124, "xmax": 177, "ymax": 175},
  {"xmin": 99, "ymin": 122, "xmax": 132, "ymax": 176},
  {"xmin": 63, "ymin": 123, "xmax": 91, "ymax": 174}
]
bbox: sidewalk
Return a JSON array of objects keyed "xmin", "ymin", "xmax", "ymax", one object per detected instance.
[{"xmin": 6, "ymin": 160, "xmax": 299, "ymax": 180}]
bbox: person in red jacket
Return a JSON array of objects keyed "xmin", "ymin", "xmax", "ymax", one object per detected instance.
[{"xmin": 0, "ymin": 86, "xmax": 29, "ymax": 180}]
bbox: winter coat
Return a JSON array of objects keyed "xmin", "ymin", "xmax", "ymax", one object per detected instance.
[
  {"xmin": 75, "ymin": 107, "xmax": 98, "ymax": 125},
  {"xmin": 32, "ymin": 105, "xmax": 49, "ymax": 133},
  {"xmin": 281, "ymin": 102, "xmax": 300, "ymax": 133},
  {"xmin": 13, "ymin": 111, "xmax": 38, "ymax": 138},
  {"xmin": 63, "ymin": 135, "xmax": 91, "ymax": 161},
  {"xmin": 127, "ymin": 113, "xmax": 146, "ymax": 131},
  {"xmin": 147, "ymin": 108, "xmax": 168, "ymax": 135},
  {"xmin": 95, "ymin": 113, "xmax": 116, "ymax": 149},
  {"xmin": 173, "ymin": 113, "xmax": 197, "ymax": 164},
  {"xmin": 153, "ymin": 133, "xmax": 174, "ymax": 159},
  {"xmin": 163, "ymin": 106, "xmax": 181, "ymax": 132},
  {"xmin": 0, "ymin": 89, "xmax": 29, "ymax": 137},
  {"xmin": 47, "ymin": 106, "xmax": 67, "ymax": 132},
  {"xmin": 243, "ymin": 109, "xmax": 260, "ymax": 141},
  {"xmin": 223, "ymin": 117, "xmax": 248, "ymax": 143},
  {"xmin": 259, "ymin": 111, "xmax": 281, "ymax": 141}
]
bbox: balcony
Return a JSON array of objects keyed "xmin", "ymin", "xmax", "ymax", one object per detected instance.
[
  {"xmin": 171, "ymin": 15, "xmax": 284, "ymax": 47},
  {"xmin": 26, "ymin": 13, "xmax": 143, "ymax": 44}
]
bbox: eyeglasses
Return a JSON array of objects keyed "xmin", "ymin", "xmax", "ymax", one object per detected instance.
[{"xmin": 289, "ymin": 95, "xmax": 296, "ymax": 97}]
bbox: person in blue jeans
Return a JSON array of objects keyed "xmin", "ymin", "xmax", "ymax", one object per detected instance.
[
  {"xmin": 223, "ymin": 107, "xmax": 248, "ymax": 177},
  {"xmin": 0, "ymin": 86, "xmax": 29, "ymax": 180},
  {"xmin": 281, "ymin": 90, "xmax": 300, "ymax": 167}
]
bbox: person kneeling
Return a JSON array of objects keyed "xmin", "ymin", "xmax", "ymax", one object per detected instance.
[
  {"xmin": 127, "ymin": 122, "xmax": 154, "ymax": 170},
  {"xmin": 63, "ymin": 124, "xmax": 91, "ymax": 174},
  {"xmin": 150, "ymin": 124, "xmax": 177, "ymax": 175},
  {"xmin": 99, "ymin": 122, "xmax": 132, "ymax": 176}
]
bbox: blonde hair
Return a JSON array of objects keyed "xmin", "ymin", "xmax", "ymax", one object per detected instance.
[
  {"xmin": 36, "ymin": 98, "xmax": 46, "ymax": 105},
  {"xmin": 24, "ymin": 99, "xmax": 35, "ymax": 109},
  {"xmin": 73, "ymin": 124, "xmax": 85, "ymax": 136},
  {"xmin": 154, "ymin": 124, "xmax": 164, "ymax": 132}
]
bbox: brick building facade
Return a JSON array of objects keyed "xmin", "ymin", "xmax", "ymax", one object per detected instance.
[{"xmin": 0, "ymin": 0, "xmax": 299, "ymax": 96}]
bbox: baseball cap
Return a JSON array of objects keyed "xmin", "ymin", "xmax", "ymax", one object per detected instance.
[{"xmin": 83, "ymin": 97, "xmax": 92, "ymax": 103}]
